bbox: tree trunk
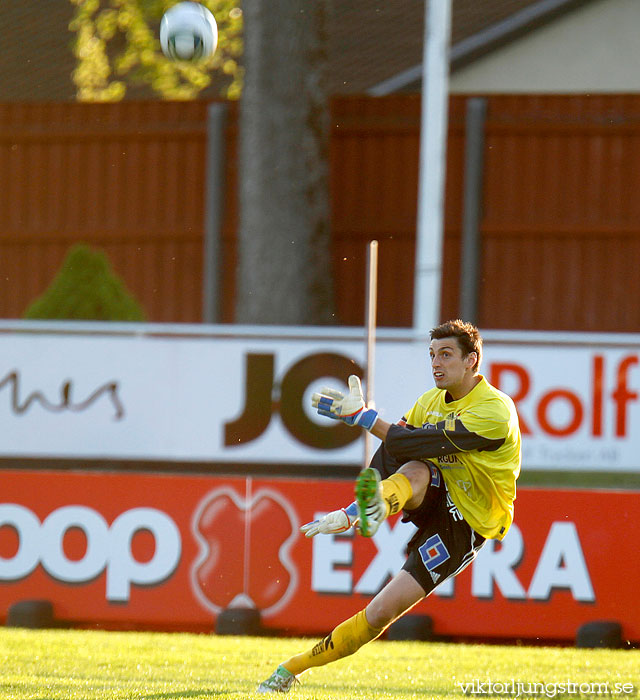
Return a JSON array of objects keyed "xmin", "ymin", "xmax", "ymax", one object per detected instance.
[{"xmin": 236, "ymin": 0, "xmax": 334, "ymax": 325}]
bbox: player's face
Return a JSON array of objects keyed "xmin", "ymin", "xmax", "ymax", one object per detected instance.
[{"xmin": 429, "ymin": 337, "xmax": 478, "ymax": 399}]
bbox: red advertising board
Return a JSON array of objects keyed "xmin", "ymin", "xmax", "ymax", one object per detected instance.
[{"xmin": 0, "ymin": 469, "xmax": 637, "ymax": 643}]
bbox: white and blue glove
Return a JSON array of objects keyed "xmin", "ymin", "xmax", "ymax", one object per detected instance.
[
  {"xmin": 311, "ymin": 375, "xmax": 378, "ymax": 430},
  {"xmin": 300, "ymin": 503, "xmax": 359, "ymax": 537}
]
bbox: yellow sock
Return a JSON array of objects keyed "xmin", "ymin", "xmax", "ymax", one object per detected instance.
[
  {"xmin": 282, "ymin": 609, "xmax": 382, "ymax": 676},
  {"xmin": 381, "ymin": 473, "xmax": 413, "ymax": 517}
]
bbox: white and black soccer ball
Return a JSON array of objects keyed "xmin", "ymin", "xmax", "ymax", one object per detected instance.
[{"xmin": 160, "ymin": 2, "xmax": 218, "ymax": 61}]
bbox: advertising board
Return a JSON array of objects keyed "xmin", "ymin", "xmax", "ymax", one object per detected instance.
[
  {"xmin": 0, "ymin": 322, "xmax": 638, "ymax": 471},
  {"xmin": 0, "ymin": 469, "xmax": 637, "ymax": 643}
]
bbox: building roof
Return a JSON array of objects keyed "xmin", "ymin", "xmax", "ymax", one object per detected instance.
[
  {"xmin": 361, "ymin": 0, "xmax": 594, "ymax": 95},
  {"xmin": 0, "ymin": 0, "xmax": 596, "ymax": 102}
]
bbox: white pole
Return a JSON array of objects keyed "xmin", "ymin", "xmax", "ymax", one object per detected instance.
[
  {"xmin": 364, "ymin": 240, "xmax": 378, "ymax": 468},
  {"xmin": 413, "ymin": 0, "xmax": 452, "ymax": 334}
]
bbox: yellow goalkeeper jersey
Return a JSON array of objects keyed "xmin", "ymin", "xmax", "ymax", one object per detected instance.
[{"xmin": 384, "ymin": 375, "xmax": 521, "ymax": 540}]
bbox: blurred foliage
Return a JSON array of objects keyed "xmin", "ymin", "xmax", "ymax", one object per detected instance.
[
  {"xmin": 24, "ymin": 244, "xmax": 146, "ymax": 321},
  {"xmin": 69, "ymin": 0, "xmax": 243, "ymax": 101}
]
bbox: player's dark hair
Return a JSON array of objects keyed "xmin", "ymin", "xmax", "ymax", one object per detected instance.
[{"xmin": 430, "ymin": 319, "xmax": 482, "ymax": 372}]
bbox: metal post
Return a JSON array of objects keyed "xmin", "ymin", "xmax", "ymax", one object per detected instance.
[
  {"xmin": 413, "ymin": 0, "xmax": 452, "ymax": 335},
  {"xmin": 459, "ymin": 97, "xmax": 487, "ymax": 323},
  {"xmin": 203, "ymin": 102, "xmax": 228, "ymax": 324}
]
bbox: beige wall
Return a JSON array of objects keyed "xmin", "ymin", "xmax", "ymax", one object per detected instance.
[{"xmin": 450, "ymin": 0, "xmax": 640, "ymax": 93}]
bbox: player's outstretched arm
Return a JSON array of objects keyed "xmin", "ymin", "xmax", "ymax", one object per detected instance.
[{"xmin": 368, "ymin": 417, "xmax": 391, "ymax": 441}]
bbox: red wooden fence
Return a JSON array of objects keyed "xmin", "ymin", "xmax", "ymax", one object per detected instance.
[{"xmin": 1, "ymin": 95, "xmax": 639, "ymax": 331}]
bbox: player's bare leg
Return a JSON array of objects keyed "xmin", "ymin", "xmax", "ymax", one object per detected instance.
[
  {"xmin": 365, "ymin": 569, "xmax": 427, "ymax": 628},
  {"xmin": 396, "ymin": 461, "xmax": 432, "ymax": 509}
]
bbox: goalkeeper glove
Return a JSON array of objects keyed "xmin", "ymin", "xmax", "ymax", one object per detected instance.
[
  {"xmin": 311, "ymin": 375, "xmax": 378, "ymax": 430},
  {"xmin": 300, "ymin": 503, "xmax": 359, "ymax": 538}
]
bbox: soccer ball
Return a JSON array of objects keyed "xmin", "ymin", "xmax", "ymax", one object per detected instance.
[{"xmin": 160, "ymin": 2, "xmax": 218, "ymax": 61}]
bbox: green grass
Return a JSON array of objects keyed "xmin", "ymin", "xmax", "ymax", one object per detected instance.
[{"xmin": 0, "ymin": 628, "xmax": 638, "ymax": 699}]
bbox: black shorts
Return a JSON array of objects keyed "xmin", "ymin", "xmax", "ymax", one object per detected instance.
[{"xmin": 401, "ymin": 463, "xmax": 486, "ymax": 595}]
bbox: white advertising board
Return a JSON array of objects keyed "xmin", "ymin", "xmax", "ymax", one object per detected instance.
[{"xmin": 0, "ymin": 322, "xmax": 638, "ymax": 471}]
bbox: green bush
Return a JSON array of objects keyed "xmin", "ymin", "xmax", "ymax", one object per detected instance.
[{"xmin": 24, "ymin": 244, "xmax": 146, "ymax": 321}]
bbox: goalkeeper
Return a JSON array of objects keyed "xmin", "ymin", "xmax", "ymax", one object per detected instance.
[{"xmin": 258, "ymin": 320, "xmax": 521, "ymax": 694}]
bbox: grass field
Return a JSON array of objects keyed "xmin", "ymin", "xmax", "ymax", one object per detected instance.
[{"xmin": 0, "ymin": 628, "xmax": 638, "ymax": 700}]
